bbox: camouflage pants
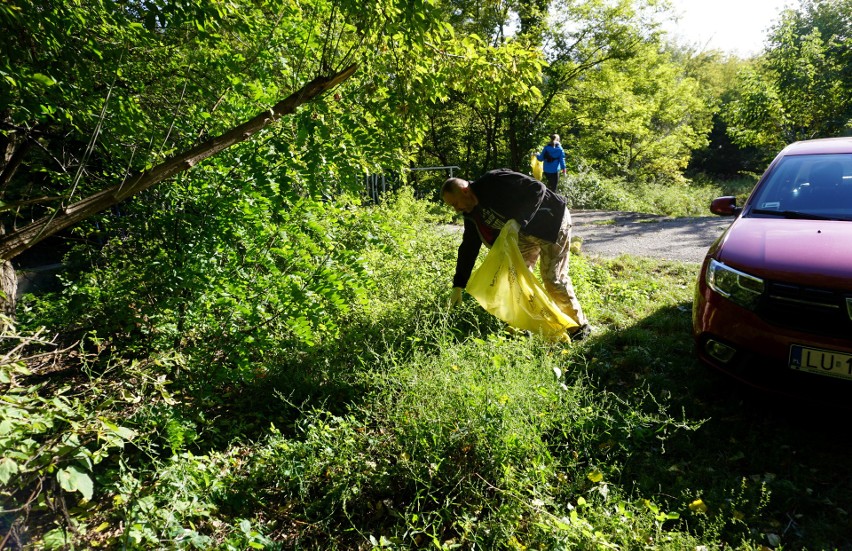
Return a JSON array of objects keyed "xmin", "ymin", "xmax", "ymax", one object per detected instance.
[{"xmin": 517, "ymin": 208, "xmax": 587, "ymax": 326}]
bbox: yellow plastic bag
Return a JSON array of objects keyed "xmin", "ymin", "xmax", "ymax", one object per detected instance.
[
  {"xmin": 531, "ymin": 154, "xmax": 544, "ymax": 182},
  {"xmin": 466, "ymin": 220, "xmax": 579, "ymax": 340}
]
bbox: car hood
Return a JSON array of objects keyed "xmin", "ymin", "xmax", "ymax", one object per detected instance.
[{"xmin": 715, "ymin": 217, "xmax": 852, "ymax": 288}]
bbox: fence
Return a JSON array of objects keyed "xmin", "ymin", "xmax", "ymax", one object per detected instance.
[{"xmin": 365, "ymin": 166, "xmax": 461, "ymax": 202}]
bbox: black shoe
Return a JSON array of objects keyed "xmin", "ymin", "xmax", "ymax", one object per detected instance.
[{"xmin": 569, "ymin": 323, "xmax": 591, "ymax": 341}]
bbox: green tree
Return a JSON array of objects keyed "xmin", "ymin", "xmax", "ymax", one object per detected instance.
[
  {"xmin": 418, "ymin": 0, "xmax": 663, "ymax": 177},
  {"xmin": 566, "ymin": 40, "xmax": 712, "ymax": 183},
  {"xmin": 723, "ymin": 0, "xmax": 852, "ymax": 154},
  {"xmin": 0, "ymin": 1, "xmax": 367, "ymax": 309},
  {"xmin": 667, "ymin": 46, "xmax": 763, "ymax": 178},
  {"xmin": 0, "ymin": 0, "xmax": 476, "ymax": 312}
]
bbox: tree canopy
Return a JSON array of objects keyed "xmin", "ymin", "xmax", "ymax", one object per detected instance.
[
  {"xmin": 723, "ymin": 0, "xmax": 852, "ymax": 155},
  {"xmin": 1, "ymin": 0, "xmax": 849, "ymax": 268}
]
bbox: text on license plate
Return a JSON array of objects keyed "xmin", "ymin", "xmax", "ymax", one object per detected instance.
[{"xmin": 790, "ymin": 345, "xmax": 852, "ymax": 381}]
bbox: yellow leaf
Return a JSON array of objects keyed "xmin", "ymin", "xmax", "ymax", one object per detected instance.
[{"xmin": 587, "ymin": 470, "xmax": 603, "ymax": 483}]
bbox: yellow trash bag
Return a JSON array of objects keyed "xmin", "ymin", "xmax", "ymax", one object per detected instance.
[
  {"xmin": 466, "ymin": 220, "xmax": 579, "ymax": 341},
  {"xmin": 531, "ymin": 154, "xmax": 544, "ymax": 182}
]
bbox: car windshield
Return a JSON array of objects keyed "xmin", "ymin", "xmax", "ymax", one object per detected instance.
[{"xmin": 748, "ymin": 153, "xmax": 852, "ymax": 221}]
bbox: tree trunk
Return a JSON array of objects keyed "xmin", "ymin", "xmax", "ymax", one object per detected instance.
[
  {"xmin": 1, "ymin": 260, "xmax": 15, "ymax": 317},
  {"xmin": 0, "ymin": 64, "xmax": 358, "ymax": 315}
]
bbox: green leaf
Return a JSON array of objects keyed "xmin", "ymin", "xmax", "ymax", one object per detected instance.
[
  {"xmin": 0, "ymin": 419, "xmax": 15, "ymax": 434},
  {"xmin": 31, "ymin": 72, "xmax": 56, "ymax": 86},
  {"xmin": 0, "ymin": 457, "xmax": 19, "ymax": 484},
  {"xmin": 41, "ymin": 527, "xmax": 70, "ymax": 550},
  {"xmin": 57, "ymin": 465, "xmax": 94, "ymax": 501},
  {"xmin": 100, "ymin": 418, "xmax": 137, "ymax": 441}
]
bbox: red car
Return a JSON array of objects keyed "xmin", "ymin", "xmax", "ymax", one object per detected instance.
[{"xmin": 693, "ymin": 137, "xmax": 852, "ymax": 398}]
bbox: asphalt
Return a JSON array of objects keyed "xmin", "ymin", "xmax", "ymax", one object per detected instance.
[{"xmin": 570, "ymin": 210, "xmax": 734, "ymax": 264}]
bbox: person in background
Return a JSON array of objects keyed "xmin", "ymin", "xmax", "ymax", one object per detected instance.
[
  {"xmin": 536, "ymin": 133, "xmax": 566, "ymax": 192},
  {"xmin": 442, "ymin": 168, "xmax": 590, "ymax": 340}
]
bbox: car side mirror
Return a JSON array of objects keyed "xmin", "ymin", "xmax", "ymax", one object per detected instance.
[{"xmin": 709, "ymin": 196, "xmax": 741, "ymax": 216}]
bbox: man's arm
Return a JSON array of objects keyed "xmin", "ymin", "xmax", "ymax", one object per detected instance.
[{"xmin": 453, "ymin": 217, "xmax": 482, "ymax": 289}]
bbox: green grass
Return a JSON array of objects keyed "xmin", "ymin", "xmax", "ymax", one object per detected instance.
[
  {"xmin": 5, "ymin": 183, "xmax": 852, "ymax": 550},
  {"xmin": 164, "ymin": 251, "xmax": 852, "ymax": 549}
]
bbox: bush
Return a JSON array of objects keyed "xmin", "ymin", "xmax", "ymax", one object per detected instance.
[
  {"xmin": 560, "ymin": 165, "xmax": 759, "ymax": 217},
  {"xmin": 13, "ymin": 183, "xmax": 831, "ymax": 550},
  {"xmin": 560, "ymin": 168, "xmax": 633, "ymax": 211}
]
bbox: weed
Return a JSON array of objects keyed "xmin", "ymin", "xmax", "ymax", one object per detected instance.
[{"xmin": 8, "ymin": 184, "xmax": 852, "ymax": 550}]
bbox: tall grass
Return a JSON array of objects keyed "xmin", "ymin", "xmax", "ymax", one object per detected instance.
[{"xmin": 6, "ymin": 183, "xmax": 852, "ymax": 550}]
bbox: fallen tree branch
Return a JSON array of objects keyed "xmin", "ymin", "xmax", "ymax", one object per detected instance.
[{"xmin": 0, "ymin": 63, "xmax": 358, "ymax": 261}]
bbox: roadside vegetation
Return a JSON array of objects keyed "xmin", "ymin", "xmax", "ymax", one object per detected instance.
[
  {"xmin": 558, "ymin": 171, "xmax": 757, "ymax": 216},
  {"xmin": 2, "ymin": 0, "xmax": 850, "ymax": 549},
  {"xmin": 5, "ymin": 188, "xmax": 852, "ymax": 549}
]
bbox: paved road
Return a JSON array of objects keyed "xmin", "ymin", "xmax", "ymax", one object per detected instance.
[{"xmin": 571, "ymin": 210, "xmax": 734, "ymax": 264}]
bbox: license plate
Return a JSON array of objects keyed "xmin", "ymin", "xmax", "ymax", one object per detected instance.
[{"xmin": 790, "ymin": 345, "xmax": 852, "ymax": 381}]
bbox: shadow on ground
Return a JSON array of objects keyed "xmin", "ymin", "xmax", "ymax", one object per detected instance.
[{"xmin": 581, "ymin": 302, "xmax": 852, "ymax": 549}]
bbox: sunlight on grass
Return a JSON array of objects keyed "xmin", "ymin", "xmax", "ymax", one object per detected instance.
[
  {"xmin": 196, "ymin": 218, "xmax": 779, "ymax": 548},
  {"xmin": 7, "ymin": 187, "xmax": 848, "ymax": 550},
  {"xmin": 563, "ymin": 170, "xmax": 758, "ymax": 217}
]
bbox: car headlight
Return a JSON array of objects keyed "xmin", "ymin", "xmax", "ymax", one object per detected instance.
[{"xmin": 705, "ymin": 259, "xmax": 764, "ymax": 310}]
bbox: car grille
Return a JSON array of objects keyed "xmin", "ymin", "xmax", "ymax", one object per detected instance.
[{"xmin": 758, "ymin": 282, "xmax": 852, "ymax": 339}]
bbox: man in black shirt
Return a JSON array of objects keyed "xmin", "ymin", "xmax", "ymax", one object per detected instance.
[{"xmin": 442, "ymin": 168, "xmax": 590, "ymax": 339}]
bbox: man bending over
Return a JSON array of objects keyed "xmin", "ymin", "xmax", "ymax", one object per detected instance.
[{"xmin": 442, "ymin": 168, "xmax": 590, "ymax": 340}]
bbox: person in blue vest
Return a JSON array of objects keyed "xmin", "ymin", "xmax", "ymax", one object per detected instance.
[
  {"xmin": 536, "ymin": 134, "xmax": 566, "ymax": 192},
  {"xmin": 442, "ymin": 168, "xmax": 590, "ymax": 340}
]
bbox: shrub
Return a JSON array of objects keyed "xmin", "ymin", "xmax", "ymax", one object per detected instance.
[{"xmin": 561, "ymin": 165, "xmax": 758, "ymax": 217}]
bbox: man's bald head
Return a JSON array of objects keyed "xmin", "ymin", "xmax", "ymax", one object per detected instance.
[{"xmin": 441, "ymin": 178, "xmax": 478, "ymax": 213}]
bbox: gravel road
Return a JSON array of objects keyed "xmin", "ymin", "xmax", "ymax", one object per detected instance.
[{"xmin": 570, "ymin": 210, "xmax": 734, "ymax": 264}]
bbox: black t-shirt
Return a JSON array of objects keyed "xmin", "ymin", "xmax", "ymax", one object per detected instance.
[{"xmin": 452, "ymin": 169, "xmax": 566, "ymax": 288}]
